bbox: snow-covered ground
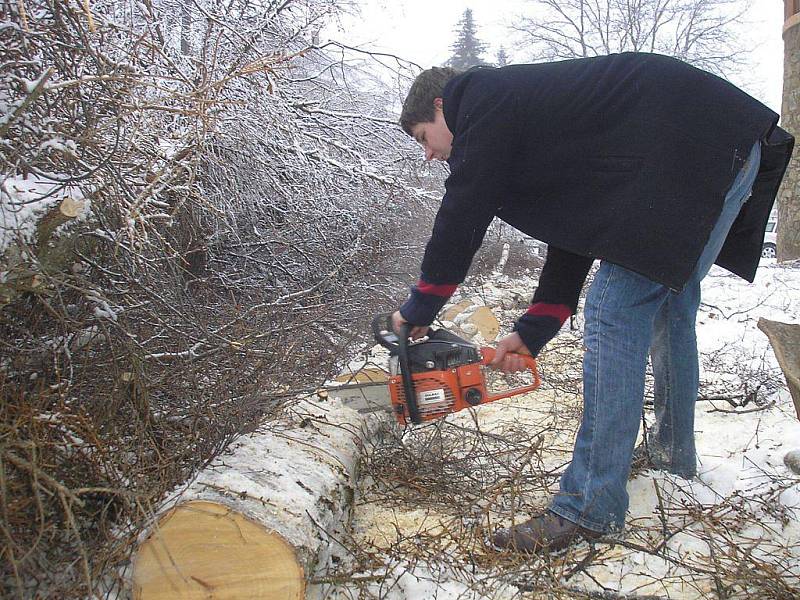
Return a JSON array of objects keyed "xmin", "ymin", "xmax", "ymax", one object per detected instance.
[{"xmin": 311, "ymin": 258, "xmax": 800, "ymax": 599}]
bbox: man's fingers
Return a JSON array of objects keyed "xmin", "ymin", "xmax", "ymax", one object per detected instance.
[
  {"xmin": 490, "ymin": 344, "xmax": 507, "ymax": 366},
  {"xmin": 499, "ymin": 355, "xmax": 520, "ymax": 373},
  {"xmin": 410, "ymin": 326, "xmax": 429, "ymax": 339},
  {"xmin": 491, "ymin": 344, "xmax": 529, "ymax": 373},
  {"xmin": 390, "ymin": 311, "xmax": 406, "ymax": 334}
]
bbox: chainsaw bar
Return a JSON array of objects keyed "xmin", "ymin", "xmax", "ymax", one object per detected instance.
[{"xmin": 318, "ymin": 381, "xmax": 392, "ymax": 414}]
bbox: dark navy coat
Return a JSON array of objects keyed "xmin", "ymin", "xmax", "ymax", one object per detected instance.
[{"xmin": 421, "ymin": 53, "xmax": 793, "ymax": 291}]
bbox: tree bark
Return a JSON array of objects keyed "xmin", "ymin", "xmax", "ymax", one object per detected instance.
[
  {"xmin": 494, "ymin": 242, "xmax": 510, "ymax": 274},
  {"xmin": 132, "ymin": 397, "xmax": 387, "ymax": 599},
  {"xmin": 780, "ymin": 18, "xmax": 800, "ymax": 261}
]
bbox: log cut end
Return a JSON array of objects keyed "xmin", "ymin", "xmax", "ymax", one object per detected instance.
[{"xmin": 133, "ymin": 500, "xmax": 304, "ymax": 599}]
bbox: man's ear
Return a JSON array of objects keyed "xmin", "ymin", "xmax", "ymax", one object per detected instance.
[{"xmin": 433, "ymin": 97, "xmax": 444, "ymax": 110}]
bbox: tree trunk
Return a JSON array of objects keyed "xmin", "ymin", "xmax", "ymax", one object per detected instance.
[
  {"xmin": 780, "ymin": 16, "xmax": 800, "ymax": 261},
  {"xmin": 132, "ymin": 398, "xmax": 387, "ymax": 599},
  {"xmin": 494, "ymin": 242, "xmax": 510, "ymax": 274},
  {"xmin": 181, "ymin": 0, "xmax": 192, "ymax": 55}
]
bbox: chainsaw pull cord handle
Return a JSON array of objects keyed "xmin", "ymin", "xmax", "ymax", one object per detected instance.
[
  {"xmin": 478, "ymin": 347, "xmax": 542, "ymax": 401},
  {"xmin": 396, "ymin": 322, "xmax": 422, "ymax": 425}
]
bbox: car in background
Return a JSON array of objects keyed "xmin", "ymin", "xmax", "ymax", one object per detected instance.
[{"xmin": 762, "ymin": 215, "xmax": 777, "ymax": 259}]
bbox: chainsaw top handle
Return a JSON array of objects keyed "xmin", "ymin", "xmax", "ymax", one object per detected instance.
[
  {"xmin": 371, "ymin": 313, "xmax": 403, "ymax": 351},
  {"xmin": 478, "ymin": 347, "xmax": 541, "ymax": 401},
  {"xmin": 371, "ymin": 313, "xmax": 422, "ymax": 424}
]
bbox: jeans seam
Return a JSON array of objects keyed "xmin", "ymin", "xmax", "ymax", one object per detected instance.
[
  {"xmin": 664, "ymin": 294, "xmax": 676, "ymax": 471},
  {"xmin": 581, "ymin": 263, "xmax": 615, "ymax": 522}
]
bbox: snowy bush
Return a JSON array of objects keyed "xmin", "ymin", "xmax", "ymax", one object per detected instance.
[{"xmin": 1, "ymin": 0, "xmax": 435, "ymax": 596}]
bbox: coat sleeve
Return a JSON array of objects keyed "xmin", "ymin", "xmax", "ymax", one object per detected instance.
[
  {"xmin": 531, "ymin": 246, "xmax": 594, "ymax": 311},
  {"xmin": 512, "ymin": 246, "xmax": 593, "ymax": 357},
  {"xmin": 422, "ymin": 75, "xmax": 521, "ymax": 283},
  {"xmin": 400, "ymin": 75, "xmax": 521, "ymax": 325}
]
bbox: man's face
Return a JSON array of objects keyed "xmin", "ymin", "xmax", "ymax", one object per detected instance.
[{"xmin": 410, "ymin": 98, "xmax": 453, "ymax": 161}]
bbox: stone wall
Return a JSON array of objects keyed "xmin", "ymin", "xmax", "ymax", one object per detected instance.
[{"xmin": 779, "ymin": 15, "xmax": 800, "ymax": 260}]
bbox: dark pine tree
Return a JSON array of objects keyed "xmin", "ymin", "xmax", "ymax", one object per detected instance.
[
  {"xmin": 447, "ymin": 9, "xmax": 488, "ymax": 70},
  {"xmin": 496, "ymin": 46, "xmax": 509, "ymax": 67}
]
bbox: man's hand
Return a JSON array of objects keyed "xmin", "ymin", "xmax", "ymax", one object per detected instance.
[
  {"xmin": 391, "ymin": 311, "xmax": 429, "ymax": 340},
  {"xmin": 490, "ymin": 332, "xmax": 532, "ymax": 373}
]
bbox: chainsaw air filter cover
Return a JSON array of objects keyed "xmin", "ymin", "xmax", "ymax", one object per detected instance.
[
  {"xmin": 373, "ymin": 315, "xmax": 480, "ymax": 374},
  {"xmin": 404, "ymin": 329, "xmax": 481, "ymax": 372}
]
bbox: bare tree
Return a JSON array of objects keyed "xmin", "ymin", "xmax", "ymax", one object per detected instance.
[{"xmin": 509, "ymin": 0, "xmax": 750, "ymax": 76}]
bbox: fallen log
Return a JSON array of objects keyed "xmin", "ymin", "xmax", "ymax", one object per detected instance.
[{"xmin": 132, "ymin": 397, "xmax": 386, "ymax": 599}]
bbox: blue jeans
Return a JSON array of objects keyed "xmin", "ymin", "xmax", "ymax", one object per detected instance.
[{"xmin": 550, "ymin": 142, "xmax": 761, "ymax": 533}]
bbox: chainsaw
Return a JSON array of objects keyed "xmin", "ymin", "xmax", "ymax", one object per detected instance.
[{"xmin": 322, "ymin": 314, "xmax": 541, "ymax": 425}]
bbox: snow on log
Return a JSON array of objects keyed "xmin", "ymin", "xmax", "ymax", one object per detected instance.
[{"xmin": 132, "ymin": 397, "xmax": 387, "ymax": 599}]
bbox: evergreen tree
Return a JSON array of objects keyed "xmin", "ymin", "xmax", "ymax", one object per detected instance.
[
  {"xmin": 447, "ymin": 9, "xmax": 487, "ymax": 70},
  {"xmin": 496, "ymin": 46, "xmax": 509, "ymax": 67}
]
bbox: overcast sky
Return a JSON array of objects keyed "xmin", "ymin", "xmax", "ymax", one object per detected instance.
[{"xmin": 333, "ymin": 0, "xmax": 785, "ymax": 112}]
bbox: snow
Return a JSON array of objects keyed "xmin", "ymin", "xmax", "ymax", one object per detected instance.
[
  {"xmin": 38, "ymin": 137, "xmax": 77, "ymax": 154},
  {"xmin": 309, "ymin": 258, "xmax": 800, "ymax": 599},
  {"xmin": 22, "ymin": 71, "xmax": 50, "ymax": 94},
  {"xmin": 86, "ymin": 290, "xmax": 119, "ymax": 321}
]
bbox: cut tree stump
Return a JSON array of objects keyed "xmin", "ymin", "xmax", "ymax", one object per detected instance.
[
  {"xmin": 132, "ymin": 397, "xmax": 385, "ymax": 599},
  {"xmin": 134, "ymin": 502, "xmax": 303, "ymax": 598},
  {"xmin": 757, "ymin": 317, "xmax": 800, "ymax": 420},
  {"xmin": 1, "ymin": 195, "xmax": 90, "ymax": 307}
]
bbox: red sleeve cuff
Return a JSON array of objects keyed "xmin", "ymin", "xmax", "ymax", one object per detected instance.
[
  {"xmin": 525, "ymin": 302, "xmax": 572, "ymax": 324},
  {"xmin": 416, "ymin": 280, "xmax": 458, "ymax": 297}
]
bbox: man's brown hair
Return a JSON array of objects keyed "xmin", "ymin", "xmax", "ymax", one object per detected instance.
[{"xmin": 400, "ymin": 66, "xmax": 460, "ymax": 135}]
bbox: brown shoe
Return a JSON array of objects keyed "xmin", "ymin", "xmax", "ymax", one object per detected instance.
[{"xmin": 492, "ymin": 510, "xmax": 602, "ymax": 554}]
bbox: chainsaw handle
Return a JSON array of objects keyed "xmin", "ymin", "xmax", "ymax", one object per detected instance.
[
  {"xmin": 396, "ymin": 322, "xmax": 422, "ymax": 425},
  {"xmin": 479, "ymin": 347, "xmax": 541, "ymax": 401}
]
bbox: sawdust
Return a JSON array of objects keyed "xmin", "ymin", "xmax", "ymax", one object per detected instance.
[{"xmin": 352, "ymin": 386, "xmax": 581, "ymax": 556}]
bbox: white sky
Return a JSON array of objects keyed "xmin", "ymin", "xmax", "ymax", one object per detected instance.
[{"xmin": 333, "ymin": 0, "xmax": 785, "ymax": 112}]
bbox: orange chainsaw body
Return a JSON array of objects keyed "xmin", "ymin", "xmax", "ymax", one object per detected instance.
[{"xmin": 387, "ymin": 347, "xmax": 540, "ymax": 426}]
